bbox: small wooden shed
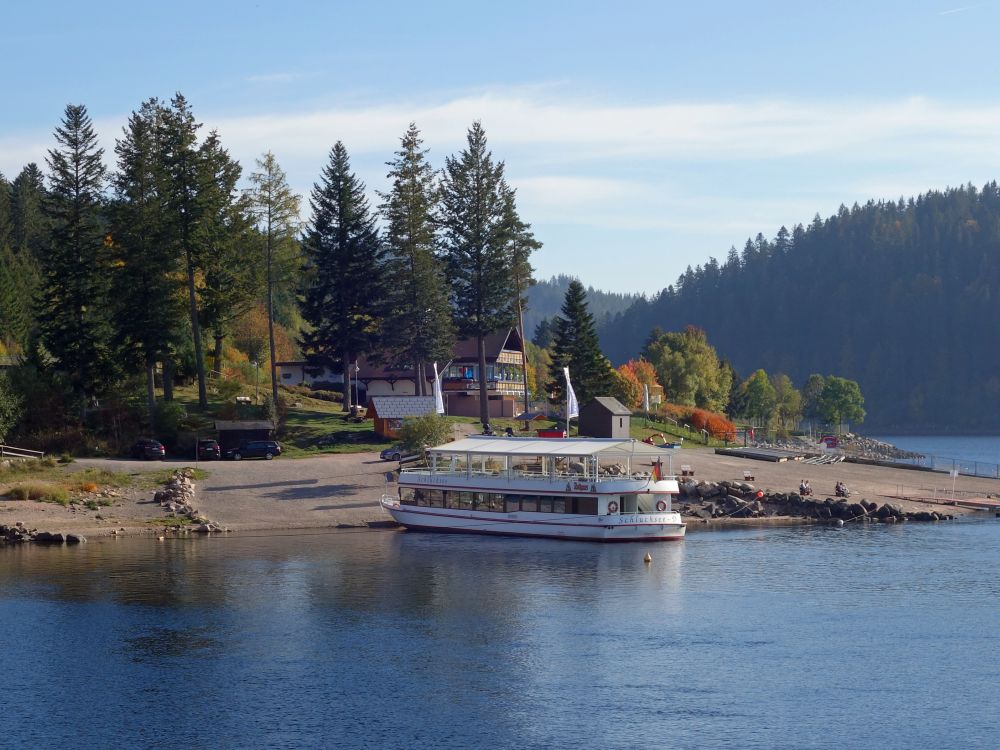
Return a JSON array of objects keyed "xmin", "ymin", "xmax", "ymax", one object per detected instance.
[
  {"xmin": 578, "ymin": 397, "xmax": 632, "ymax": 439},
  {"xmin": 215, "ymin": 420, "xmax": 275, "ymax": 452},
  {"xmin": 368, "ymin": 396, "xmax": 437, "ymax": 439}
]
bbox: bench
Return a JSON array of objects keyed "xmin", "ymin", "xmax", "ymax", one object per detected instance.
[
  {"xmin": 743, "ymin": 470, "xmax": 755, "ymax": 482},
  {"xmin": 681, "ymin": 464, "xmax": 694, "ymax": 477}
]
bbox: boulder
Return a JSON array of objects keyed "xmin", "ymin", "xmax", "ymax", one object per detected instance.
[{"xmin": 65, "ymin": 534, "xmax": 87, "ymax": 544}]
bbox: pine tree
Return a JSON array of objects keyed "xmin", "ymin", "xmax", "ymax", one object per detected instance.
[
  {"xmin": 39, "ymin": 103, "xmax": 115, "ymax": 411},
  {"xmin": 0, "ymin": 171, "xmax": 12, "ymax": 249},
  {"xmin": 546, "ymin": 280, "xmax": 613, "ymax": 407},
  {"xmin": 10, "ymin": 163, "xmax": 48, "ymax": 262},
  {"xmin": 378, "ymin": 123, "xmax": 453, "ymax": 395},
  {"xmin": 501, "ymin": 185, "xmax": 540, "ymax": 418},
  {"xmin": 157, "ymin": 93, "xmax": 208, "ymax": 406},
  {"xmin": 300, "ymin": 142, "xmax": 384, "ymax": 411},
  {"xmin": 438, "ymin": 122, "xmax": 515, "ymax": 427},
  {"xmin": 110, "ymin": 98, "xmax": 185, "ymax": 426},
  {"xmin": 248, "ymin": 151, "xmax": 301, "ymax": 405}
]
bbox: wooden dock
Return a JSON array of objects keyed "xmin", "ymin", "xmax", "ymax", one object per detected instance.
[{"xmin": 714, "ymin": 447, "xmax": 807, "ymax": 463}]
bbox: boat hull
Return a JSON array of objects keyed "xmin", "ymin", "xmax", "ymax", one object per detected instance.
[{"xmin": 380, "ymin": 500, "xmax": 686, "ymax": 542}]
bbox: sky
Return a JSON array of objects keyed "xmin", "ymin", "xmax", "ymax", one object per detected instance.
[{"xmin": 4, "ymin": 0, "xmax": 1000, "ymax": 294}]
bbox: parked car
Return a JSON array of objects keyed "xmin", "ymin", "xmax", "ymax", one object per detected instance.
[
  {"xmin": 197, "ymin": 439, "xmax": 221, "ymax": 460},
  {"xmin": 380, "ymin": 444, "xmax": 407, "ymax": 461},
  {"xmin": 131, "ymin": 438, "xmax": 166, "ymax": 460},
  {"xmin": 225, "ymin": 440, "xmax": 281, "ymax": 461}
]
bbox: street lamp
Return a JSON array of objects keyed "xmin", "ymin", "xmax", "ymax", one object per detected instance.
[{"xmin": 252, "ymin": 360, "xmax": 259, "ymax": 403}]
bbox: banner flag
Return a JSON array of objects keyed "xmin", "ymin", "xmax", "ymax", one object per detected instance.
[
  {"xmin": 433, "ymin": 362, "xmax": 445, "ymax": 415},
  {"xmin": 564, "ymin": 367, "xmax": 579, "ymax": 419},
  {"xmin": 643, "ymin": 384, "xmax": 650, "ymax": 413}
]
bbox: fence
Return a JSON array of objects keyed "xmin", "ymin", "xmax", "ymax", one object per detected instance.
[
  {"xmin": 0, "ymin": 444, "xmax": 45, "ymax": 459},
  {"xmin": 888, "ymin": 453, "xmax": 1000, "ymax": 480}
]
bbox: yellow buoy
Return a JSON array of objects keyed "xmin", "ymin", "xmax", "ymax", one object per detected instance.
[{"xmin": 644, "ymin": 552, "xmax": 653, "ymax": 564}]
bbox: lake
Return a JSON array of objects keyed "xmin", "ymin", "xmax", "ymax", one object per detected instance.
[{"xmin": 2, "ymin": 523, "xmax": 999, "ymax": 749}]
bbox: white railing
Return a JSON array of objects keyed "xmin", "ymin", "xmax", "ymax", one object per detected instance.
[
  {"xmin": 400, "ymin": 467, "xmax": 665, "ymax": 483},
  {"xmin": 0, "ymin": 444, "xmax": 45, "ymax": 459}
]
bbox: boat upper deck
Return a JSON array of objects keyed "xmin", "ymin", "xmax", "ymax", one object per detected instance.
[{"xmin": 401, "ymin": 436, "xmax": 680, "ymax": 492}]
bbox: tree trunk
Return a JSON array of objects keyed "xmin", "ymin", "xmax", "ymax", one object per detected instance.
[
  {"xmin": 212, "ymin": 333, "xmax": 224, "ymax": 380},
  {"xmin": 146, "ymin": 359, "xmax": 157, "ymax": 431},
  {"xmin": 342, "ymin": 351, "xmax": 352, "ymax": 412},
  {"xmin": 185, "ymin": 254, "xmax": 208, "ymax": 409},
  {"xmin": 163, "ymin": 358, "xmax": 174, "ymax": 402},
  {"xmin": 478, "ymin": 335, "xmax": 489, "ymax": 429},
  {"xmin": 267, "ymin": 258, "xmax": 279, "ymax": 406}
]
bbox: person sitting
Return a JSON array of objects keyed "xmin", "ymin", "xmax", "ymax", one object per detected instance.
[
  {"xmin": 799, "ymin": 479, "xmax": 812, "ymax": 496},
  {"xmin": 504, "ymin": 426, "xmax": 515, "ymax": 437},
  {"xmin": 835, "ymin": 481, "xmax": 849, "ymax": 497}
]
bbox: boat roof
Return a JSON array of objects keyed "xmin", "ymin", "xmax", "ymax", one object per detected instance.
[{"xmin": 431, "ymin": 436, "xmax": 676, "ymax": 458}]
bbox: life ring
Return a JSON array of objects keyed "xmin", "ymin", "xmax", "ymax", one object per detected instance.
[
  {"xmin": 643, "ymin": 433, "xmax": 666, "ymax": 445},
  {"xmin": 655, "ymin": 499, "xmax": 667, "ymax": 512},
  {"xmin": 607, "ymin": 501, "xmax": 619, "ymax": 513}
]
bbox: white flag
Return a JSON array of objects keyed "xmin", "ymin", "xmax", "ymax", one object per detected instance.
[
  {"xmin": 433, "ymin": 362, "xmax": 445, "ymax": 415},
  {"xmin": 564, "ymin": 367, "xmax": 579, "ymax": 419},
  {"xmin": 643, "ymin": 383, "xmax": 650, "ymax": 412}
]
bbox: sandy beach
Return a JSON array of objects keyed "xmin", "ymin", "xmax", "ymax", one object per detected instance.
[{"xmin": 3, "ymin": 447, "xmax": 999, "ymax": 539}]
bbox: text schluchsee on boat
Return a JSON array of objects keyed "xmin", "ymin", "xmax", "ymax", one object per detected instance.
[{"xmin": 380, "ymin": 436, "xmax": 686, "ymax": 542}]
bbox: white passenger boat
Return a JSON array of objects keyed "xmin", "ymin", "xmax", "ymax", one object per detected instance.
[{"xmin": 379, "ymin": 436, "xmax": 686, "ymax": 542}]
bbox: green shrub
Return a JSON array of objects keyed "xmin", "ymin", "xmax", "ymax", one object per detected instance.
[
  {"xmin": 213, "ymin": 378, "xmax": 244, "ymax": 402},
  {"xmin": 398, "ymin": 414, "xmax": 453, "ymax": 453},
  {"xmin": 155, "ymin": 401, "xmax": 187, "ymax": 445},
  {"xmin": 5, "ymin": 481, "xmax": 70, "ymax": 505}
]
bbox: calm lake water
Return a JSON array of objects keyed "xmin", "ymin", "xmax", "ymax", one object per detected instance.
[
  {"xmin": 2, "ymin": 524, "xmax": 999, "ymax": 749},
  {"xmin": 875, "ymin": 435, "xmax": 1000, "ymax": 466}
]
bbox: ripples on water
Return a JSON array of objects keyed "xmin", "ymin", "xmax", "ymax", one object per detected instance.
[{"xmin": 2, "ymin": 522, "xmax": 999, "ymax": 749}]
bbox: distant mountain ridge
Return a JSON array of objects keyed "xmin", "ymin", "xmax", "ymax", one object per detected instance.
[
  {"xmin": 524, "ymin": 275, "xmax": 643, "ymax": 340},
  {"xmin": 593, "ymin": 182, "xmax": 1000, "ymax": 431}
]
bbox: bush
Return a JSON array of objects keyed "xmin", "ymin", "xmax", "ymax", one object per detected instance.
[
  {"xmin": 398, "ymin": 414, "xmax": 453, "ymax": 453},
  {"xmin": 213, "ymin": 378, "xmax": 244, "ymax": 402},
  {"xmin": 155, "ymin": 401, "xmax": 187, "ymax": 446},
  {"xmin": 5, "ymin": 481, "xmax": 70, "ymax": 505}
]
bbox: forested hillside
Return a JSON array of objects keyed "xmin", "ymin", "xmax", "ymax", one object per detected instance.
[
  {"xmin": 524, "ymin": 275, "xmax": 641, "ymax": 339},
  {"xmin": 599, "ymin": 183, "xmax": 1000, "ymax": 432}
]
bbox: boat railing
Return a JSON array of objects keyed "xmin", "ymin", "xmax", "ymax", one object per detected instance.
[{"xmin": 399, "ymin": 466, "xmax": 669, "ymax": 483}]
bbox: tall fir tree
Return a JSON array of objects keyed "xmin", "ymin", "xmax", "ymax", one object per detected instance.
[
  {"xmin": 39, "ymin": 103, "xmax": 115, "ymax": 411},
  {"xmin": 438, "ymin": 122, "xmax": 515, "ymax": 427},
  {"xmin": 10, "ymin": 163, "xmax": 49, "ymax": 262},
  {"xmin": 378, "ymin": 123, "xmax": 453, "ymax": 395},
  {"xmin": 501, "ymin": 185, "xmax": 540, "ymax": 418},
  {"xmin": 196, "ymin": 130, "xmax": 260, "ymax": 390},
  {"xmin": 248, "ymin": 151, "xmax": 301, "ymax": 405},
  {"xmin": 546, "ymin": 280, "xmax": 613, "ymax": 408},
  {"xmin": 0, "ymin": 171, "xmax": 12, "ymax": 248},
  {"xmin": 300, "ymin": 142, "xmax": 384, "ymax": 411},
  {"xmin": 110, "ymin": 98, "xmax": 185, "ymax": 426}
]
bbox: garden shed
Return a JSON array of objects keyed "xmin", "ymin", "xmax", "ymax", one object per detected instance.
[
  {"xmin": 578, "ymin": 397, "xmax": 632, "ymax": 439},
  {"xmin": 368, "ymin": 396, "xmax": 437, "ymax": 439},
  {"xmin": 215, "ymin": 420, "xmax": 275, "ymax": 452}
]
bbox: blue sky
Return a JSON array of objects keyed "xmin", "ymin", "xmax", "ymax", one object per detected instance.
[{"xmin": 4, "ymin": 1, "xmax": 1000, "ymax": 293}]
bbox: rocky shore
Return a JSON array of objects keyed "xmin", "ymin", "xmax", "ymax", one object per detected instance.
[{"xmin": 678, "ymin": 479, "xmax": 954, "ymax": 524}]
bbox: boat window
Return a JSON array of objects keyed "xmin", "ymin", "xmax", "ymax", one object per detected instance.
[
  {"xmin": 445, "ymin": 492, "xmax": 461, "ymax": 510},
  {"xmin": 620, "ymin": 494, "xmax": 639, "ymax": 514},
  {"xmin": 572, "ymin": 497, "xmax": 597, "ymax": 515},
  {"xmin": 414, "ymin": 488, "xmax": 430, "ymax": 507},
  {"xmin": 537, "ymin": 497, "xmax": 553, "ymax": 513},
  {"xmin": 458, "ymin": 492, "xmax": 474, "ymax": 510},
  {"xmin": 401, "ymin": 488, "xmax": 416, "ymax": 505},
  {"xmin": 551, "ymin": 498, "xmax": 567, "ymax": 513},
  {"xmin": 505, "ymin": 497, "xmax": 520, "ymax": 513},
  {"xmin": 521, "ymin": 497, "xmax": 538, "ymax": 512},
  {"xmin": 637, "ymin": 494, "xmax": 658, "ymax": 513},
  {"xmin": 429, "ymin": 490, "xmax": 445, "ymax": 508}
]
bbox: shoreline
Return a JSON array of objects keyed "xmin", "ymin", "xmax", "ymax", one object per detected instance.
[{"xmin": 3, "ymin": 448, "xmax": 1000, "ymax": 543}]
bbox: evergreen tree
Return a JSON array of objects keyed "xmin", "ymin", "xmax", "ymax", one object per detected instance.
[
  {"xmin": 157, "ymin": 93, "xmax": 208, "ymax": 407},
  {"xmin": 378, "ymin": 123, "xmax": 453, "ymax": 394},
  {"xmin": 501, "ymin": 185, "xmax": 540, "ymax": 418},
  {"xmin": 10, "ymin": 163, "xmax": 48, "ymax": 262},
  {"xmin": 39, "ymin": 103, "xmax": 115, "ymax": 411},
  {"xmin": 196, "ymin": 131, "xmax": 260, "ymax": 388},
  {"xmin": 110, "ymin": 98, "xmax": 185, "ymax": 426},
  {"xmin": 532, "ymin": 317, "xmax": 554, "ymax": 348},
  {"xmin": 438, "ymin": 122, "xmax": 515, "ymax": 427},
  {"xmin": 248, "ymin": 151, "xmax": 301, "ymax": 405},
  {"xmin": 546, "ymin": 280, "xmax": 614, "ymax": 407},
  {"xmin": 300, "ymin": 142, "xmax": 384, "ymax": 411},
  {"xmin": 0, "ymin": 171, "xmax": 12, "ymax": 248}
]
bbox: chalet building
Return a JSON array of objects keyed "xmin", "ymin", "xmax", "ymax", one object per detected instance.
[{"xmin": 276, "ymin": 328, "xmax": 526, "ymax": 419}]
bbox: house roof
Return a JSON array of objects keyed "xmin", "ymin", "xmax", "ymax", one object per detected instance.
[
  {"xmin": 450, "ymin": 328, "xmax": 522, "ymax": 362},
  {"xmin": 214, "ymin": 420, "xmax": 275, "ymax": 431},
  {"xmin": 583, "ymin": 397, "xmax": 632, "ymax": 416},
  {"xmin": 430, "ymin": 436, "xmax": 676, "ymax": 458},
  {"xmin": 370, "ymin": 396, "xmax": 437, "ymax": 419}
]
